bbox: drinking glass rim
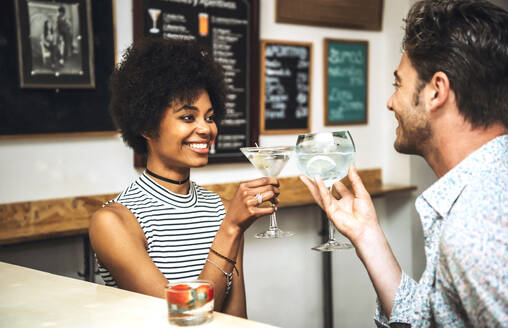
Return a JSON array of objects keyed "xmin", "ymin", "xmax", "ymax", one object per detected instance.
[
  {"xmin": 296, "ymin": 131, "xmax": 355, "ymax": 151},
  {"xmin": 166, "ymin": 280, "xmax": 213, "ymax": 291},
  {"xmin": 296, "ymin": 130, "xmax": 351, "ymax": 138},
  {"xmin": 295, "ymin": 150, "xmax": 355, "ymax": 154},
  {"xmin": 240, "ymin": 145, "xmax": 294, "ymax": 152}
]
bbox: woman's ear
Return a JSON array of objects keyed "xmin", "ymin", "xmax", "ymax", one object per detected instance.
[
  {"xmin": 142, "ymin": 134, "xmax": 152, "ymax": 155},
  {"xmin": 427, "ymin": 71, "xmax": 450, "ymax": 113},
  {"xmin": 141, "ymin": 132, "xmax": 151, "ymax": 141}
]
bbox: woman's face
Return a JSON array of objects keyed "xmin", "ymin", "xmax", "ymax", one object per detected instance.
[{"xmin": 146, "ymin": 89, "xmax": 218, "ymax": 170}]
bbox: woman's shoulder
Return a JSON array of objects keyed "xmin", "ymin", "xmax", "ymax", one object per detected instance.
[
  {"xmin": 90, "ymin": 201, "xmax": 146, "ymax": 246},
  {"xmin": 91, "ymin": 202, "xmax": 134, "ymax": 230}
]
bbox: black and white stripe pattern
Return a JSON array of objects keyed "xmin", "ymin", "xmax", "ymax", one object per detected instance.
[{"xmin": 97, "ymin": 172, "xmax": 225, "ymax": 287}]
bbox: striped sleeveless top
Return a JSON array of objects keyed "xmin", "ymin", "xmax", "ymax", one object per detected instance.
[{"xmin": 97, "ymin": 172, "xmax": 226, "ymax": 287}]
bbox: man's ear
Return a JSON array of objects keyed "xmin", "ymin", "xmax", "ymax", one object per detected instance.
[{"xmin": 427, "ymin": 71, "xmax": 450, "ymax": 112}]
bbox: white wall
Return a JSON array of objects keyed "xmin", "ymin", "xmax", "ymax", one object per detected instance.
[
  {"xmin": 0, "ymin": 1, "xmax": 427, "ymax": 327},
  {"xmin": 0, "ymin": 0, "xmax": 412, "ymax": 204}
]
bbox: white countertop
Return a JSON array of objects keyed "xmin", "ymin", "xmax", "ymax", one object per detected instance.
[{"xmin": 0, "ymin": 262, "xmax": 277, "ymax": 328}]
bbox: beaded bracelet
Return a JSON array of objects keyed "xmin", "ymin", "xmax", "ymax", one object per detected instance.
[
  {"xmin": 206, "ymin": 258, "xmax": 233, "ymax": 296},
  {"xmin": 210, "ymin": 248, "xmax": 239, "ymax": 275}
]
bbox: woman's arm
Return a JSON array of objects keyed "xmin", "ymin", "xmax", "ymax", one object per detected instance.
[
  {"xmin": 90, "ymin": 201, "xmax": 250, "ymax": 308},
  {"xmin": 197, "ymin": 219, "xmax": 243, "ymax": 311},
  {"xmin": 221, "ymin": 237, "xmax": 246, "ymax": 318},
  {"xmin": 199, "ymin": 177, "xmax": 279, "ymax": 314},
  {"xmin": 89, "ymin": 202, "xmax": 168, "ymax": 298}
]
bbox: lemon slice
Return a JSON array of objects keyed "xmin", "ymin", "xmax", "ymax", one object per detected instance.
[{"xmin": 306, "ymin": 155, "xmax": 336, "ymax": 176}]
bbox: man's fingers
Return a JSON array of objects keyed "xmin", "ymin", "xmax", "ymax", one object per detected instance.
[
  {"xmin": 348, "ymin": 165, "xmax": 370, "ymax": 199},
  {"xmin": 314, "ymin": 176, "xmax": 333, "ymax": 208},
  {"xmin": 328, "ymin": 206, "xmax": 353, "ymax": 233},
  {"xmin": 332, "ymin": 180, "xmax": 353, "ymax": 200},
  {"xmin": 299, "ymin": 175, "xmax": 324, "ymax": 208}
]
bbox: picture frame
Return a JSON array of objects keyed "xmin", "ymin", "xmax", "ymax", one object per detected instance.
[
  {"xmin": 324, "ymin": 38, "xmax": 368, "ymax": 125},
  {"xmin": 14, "ymin": 0, "xmax": 95, "ymax": 89},
  {"xmin": 0, "ymin": 0, "xmax": 115, "ymax": 137}
]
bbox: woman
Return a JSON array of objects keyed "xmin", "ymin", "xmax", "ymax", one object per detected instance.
[
  {"xmin": 89, "ymin": 39, "xmax": 279, "ymax": 317},
  {"xmin": 41, "ymin": 19, "xmax": 57, "ymax": 68}
]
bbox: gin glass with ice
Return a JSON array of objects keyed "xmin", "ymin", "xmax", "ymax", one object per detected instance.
[{"xmin": 295, "ymin": 131, "xmax": 355, "ymax": 251}]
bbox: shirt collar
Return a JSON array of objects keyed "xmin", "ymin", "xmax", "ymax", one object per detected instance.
[{"xmin": 420, "ymin": 134, "xmax": 507, "ymax": 219}]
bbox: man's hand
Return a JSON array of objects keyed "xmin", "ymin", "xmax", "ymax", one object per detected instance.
[
  {"xmin": 299, "ymin": 165, "xmax": 379, "ymax": 246},
  {"xmin": 301, "ymin": 164, "xmax": 402, "ymax": 317}
]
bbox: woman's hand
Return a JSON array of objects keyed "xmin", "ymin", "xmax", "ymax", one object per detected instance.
[
  {"xmin": 206, "ymin": 178, "xmax": 278, "ymax": 314},
  {"xmin": 299, "ymin": 165, "xmax": 379, "ymax": 246},
  {"xmin": 223, "ymin": 177, "xmax": 280, "ymax": 234}
]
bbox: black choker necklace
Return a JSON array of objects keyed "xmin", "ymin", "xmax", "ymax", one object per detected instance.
[{"xmin": 145, "ymin": 168, "xmax": 189, "ymax": 185}]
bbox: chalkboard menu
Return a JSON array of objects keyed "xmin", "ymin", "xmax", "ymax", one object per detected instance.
[
  {"xmin": 324, "ymin": 39, "xmax": 368, "ymax": 125},
  {"xmin": 260, "ymin": 40, "xmax": 311, "ymax": 134},
  {"xmin": 132, "ymin": 0, "xmax": 259, "ymax": 164}
]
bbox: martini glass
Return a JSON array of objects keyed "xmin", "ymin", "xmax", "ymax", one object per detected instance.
[
  {"xmin": 295, "ymin": 131, "xmax": 355, "ymax": 251},
  {"xmin": 240, "ymin": 146, "xmax": 294, "ymax": 239},
  {"xmin": 148, "ymin": 8, "xmax": 161, "ymax": 34}
]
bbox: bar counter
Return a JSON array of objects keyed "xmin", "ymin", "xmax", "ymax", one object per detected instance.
[{"xmin": 0, "ymin": 261, "xmax": 277, "ymax": 328}]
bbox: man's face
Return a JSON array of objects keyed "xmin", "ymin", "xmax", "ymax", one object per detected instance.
[{"xmin": 387, "ymin": 52, "xmax": 432, "ymax": 155}]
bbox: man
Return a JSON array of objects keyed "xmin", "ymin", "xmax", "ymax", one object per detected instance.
[
  {"xmin": 56, "ymin": 6, "xmax": 73, "ymax": 63},
  {"xmin": 301, "ymin": 0, "xmax": 507, "ymax": 326}
]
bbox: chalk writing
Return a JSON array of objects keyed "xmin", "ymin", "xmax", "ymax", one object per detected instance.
[
  {"xmin": 262, "ymin": 42, "xmax": 310, "ymax": 132},
  {"xmin": 325, "ymin": 40, "xmax": 367, "ymax": 124}
]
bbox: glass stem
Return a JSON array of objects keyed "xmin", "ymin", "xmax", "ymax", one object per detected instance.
[
  {"xmin": 269, "ymin": 212, "xmax": 278, "ymax": 231},
  {"xmin": 328, "ymin": 221, "xmax": 336, "ymax": 242},
  {"xmin": 327, "ymin": 185, "xmax": 336, "ymax": 243}
]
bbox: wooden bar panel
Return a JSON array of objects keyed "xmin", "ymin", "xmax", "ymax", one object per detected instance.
[
  {"xmin": 0, "ymin": 194, "xmax": 116, "ymax": 245},
  {"xmin": 0, "ymin": 168, "xmax": 415, "ymax": 245}
]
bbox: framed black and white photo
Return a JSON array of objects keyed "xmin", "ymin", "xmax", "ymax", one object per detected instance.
[{"xmin": 14, "ymin": 0, "xmax": 95, "ymax": 89}]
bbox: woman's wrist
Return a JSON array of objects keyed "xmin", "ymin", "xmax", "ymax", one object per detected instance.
[
  {"xmin": 217, "ymin": 219, "xmax": 243, "ymax": 243},
  {"xmin": 209, "ymin": 221, "xmax": 243, "ymax": 277}
]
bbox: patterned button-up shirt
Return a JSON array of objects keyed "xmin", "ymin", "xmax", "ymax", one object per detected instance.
[{"xmin": 375, "ymin": 134, "xmax": 508, "ymax": 327}]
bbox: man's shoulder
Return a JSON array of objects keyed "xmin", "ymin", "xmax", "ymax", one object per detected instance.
[
  {"xmin": 465, "ymin": 152, "xmax": 507, "ymax": 194},
  {"xmin": 451, "ymin": 161, "xmax": 506, "ymax": 224},
  {"xmin": 457, "ymin": 135, "xmax": 507, "ymax": 203}
]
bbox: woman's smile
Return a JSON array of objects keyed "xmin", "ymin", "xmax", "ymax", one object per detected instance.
[{"xmin": 185, "ymin": 141, "xmax": 211, "ymax": 154}]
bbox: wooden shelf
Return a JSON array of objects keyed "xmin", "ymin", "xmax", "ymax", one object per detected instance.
[
  {"xmin": 205, "ymin": 168, "xmax": 416, "ymax": 208},
  {"xmin": 0, "ymin": 168, "xmax": 415, "ymax": 245}
]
